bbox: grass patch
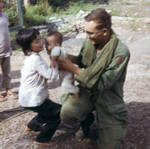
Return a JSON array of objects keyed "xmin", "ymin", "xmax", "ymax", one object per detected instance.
[
  {"xmin": 120, "ymin": 1, "xmax": 133, "ymax": 5},
  {"xmin": 52, "ymin": 1, "xmax": 101, "ymax": 17},
  {"xmin": 111, "ymin": 8, "xmax": 123, "ymax": 16},
  {"xmin": 3, "ymin": 3, "xmax": 18, "ymax": 26},
  {"xmin": 24, "ymin": 3, "xmax": 53, "ymax": 27}
]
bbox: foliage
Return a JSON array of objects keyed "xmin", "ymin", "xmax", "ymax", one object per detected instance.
[
  {"xmin": 4, "ymin": 0, "xmax": 102, "ymax": 27},
  {"xmin": 23, "ymin": 3, "xmax": 53, "ymax": 27},
  {"xmin": 54, "ymin": 0, "xmax": 100, "ymax": 16},
  {"xmin": 23, "ymin": 14, "xmax": 46, "ymax": 27},
  {"xmin": 3, "ymin": 3, "xmax": 18, "ymax": 26}
]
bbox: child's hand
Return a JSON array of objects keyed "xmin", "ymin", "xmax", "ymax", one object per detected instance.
[{"xmin": 58, "ymin": 58, "xmax": 81, "ymax": 75}]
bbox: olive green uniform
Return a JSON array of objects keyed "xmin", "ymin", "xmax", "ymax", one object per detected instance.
[{"xmin": 60, "ymin": 34, "xmax": 130, "ymax": 149}]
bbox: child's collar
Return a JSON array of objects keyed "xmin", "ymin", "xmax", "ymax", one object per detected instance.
[{"xmin": 31, "ymin": 51, "xmax": 39, "ymax": 55}]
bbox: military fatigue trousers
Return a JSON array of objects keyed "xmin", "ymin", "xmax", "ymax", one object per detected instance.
[{"xmin": 60, "ymin": 88, "xmax": 128, "ymax": 149}]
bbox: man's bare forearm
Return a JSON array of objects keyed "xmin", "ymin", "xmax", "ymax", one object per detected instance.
[{"xmin": 68, "ymin": 54, "xmax": 80, "ymax": 65}]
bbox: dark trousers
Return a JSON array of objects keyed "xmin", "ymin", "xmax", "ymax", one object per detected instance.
[{"xmin": 26, "ymin": 99, "xmax": 61, "ymax": 143}]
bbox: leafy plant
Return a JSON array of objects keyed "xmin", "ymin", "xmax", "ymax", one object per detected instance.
[
  {"xmin": 3, "ymin": 3, "xmax": 18, "ymax": 26},
  {"xmin": 23, "ymin": 3, "xmax": 53, "ymax": 26}
]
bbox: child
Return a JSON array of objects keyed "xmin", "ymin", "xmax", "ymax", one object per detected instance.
[
  {"xmin": 45, "ymin": 31, "xmax": 79, "ymax": 98},
  {"xmin": 0, "ymin": 0, "xmax": 17, "ymax": 101},
  {"xmin": 16, "ymin": 28, "xmax": 61, "ymax": 146}
]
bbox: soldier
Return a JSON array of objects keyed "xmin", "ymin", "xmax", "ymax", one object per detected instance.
[{"xmin": 58, "ymin": 8, "xmax": 130, "ymax": 149}]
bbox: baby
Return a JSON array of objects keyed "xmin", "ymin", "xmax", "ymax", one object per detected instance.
[{"xmin": 45, "ymin": 31, "xmax": 79, "ymax": 98}]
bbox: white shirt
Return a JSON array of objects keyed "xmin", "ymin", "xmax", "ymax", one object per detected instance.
[
  {"xmin": 19, "ymin": 52, "xmax": 53, "ymax": 107},
  {"xmin": 51, "ymin": 46, "xmax": 67, "ymax": 59},
  {"xmin": 0, "ymin": 12, "xmax": 12, "ymax": 57},
  {"xmin": 50, "ymin": 46, "xmax": 79, "ymax": 94}
]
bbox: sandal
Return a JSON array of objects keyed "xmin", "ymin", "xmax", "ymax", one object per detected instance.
[{"xmin": 0, "ymin": 94, "xmax": 7, "ymax": 102}]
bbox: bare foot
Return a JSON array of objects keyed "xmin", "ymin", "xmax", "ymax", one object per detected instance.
[
  {"xmin": 0, "ymin": 94, "xmax": 7, "ymax": 102},
  {"xmin": 6, "ymin": 90, "xmax": 18, "ymax": 99},
  {"xmin": 34, "ymin": 141, "xmax": 56, "ymax": 147},
  {"xmin": 24, "ymin": 125, "xmax": 32, "ymax": 132}
]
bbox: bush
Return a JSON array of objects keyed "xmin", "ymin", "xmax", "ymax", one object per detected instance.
[
  {"xmin": 24, "ymin": 3, "xmax": 53, "ymax": 27},
  {"xmin": 3, "ymin": 3, "xmax": 18, "ymax": 27},
  {"xmin": 24, "ymin": 15, "xmax": 46, "ymax": 27}
]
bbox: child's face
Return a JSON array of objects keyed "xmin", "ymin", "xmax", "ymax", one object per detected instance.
[
  {"xmin": 45, "ymin": 36, "xmax": 57, "ymax": 52},
  {"xmin": 30, "ymin": 35, "xmax": 44, "ymax": 53}
]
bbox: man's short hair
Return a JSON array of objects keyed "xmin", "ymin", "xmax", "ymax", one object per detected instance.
[{"xmin": 84, "ymin": 8, "xmax": 112, "ymax": 30}]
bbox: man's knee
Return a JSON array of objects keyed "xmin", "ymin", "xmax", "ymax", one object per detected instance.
[
  {"xmin": 60, "ymin": 106, "xmax": 78, "ymax": 124},
  {"xmin": 60, "ymin": 102, "xmax": 89, "ymax": 124},
  {"xmin": 60, "ymin": 93, "xmax": 93, "ymax": 123}
]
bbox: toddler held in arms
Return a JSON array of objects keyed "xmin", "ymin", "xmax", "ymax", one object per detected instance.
[{"xmin": 45, "ymin": 31, "xmax": 79, "ymax": 98}]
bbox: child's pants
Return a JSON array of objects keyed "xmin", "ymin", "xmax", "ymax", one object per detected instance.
[
  {"xmin": 26, "ymin": 99, "xmax": 61, "ymax": 143},
  {"xmin": 0, "ymin": 57, "xmax": 11, "ymax": 89}
]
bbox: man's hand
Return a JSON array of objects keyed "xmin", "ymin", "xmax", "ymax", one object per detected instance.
[{"xmin": 58, "ymin": 58, "xmax": 82, "ymax": 75}]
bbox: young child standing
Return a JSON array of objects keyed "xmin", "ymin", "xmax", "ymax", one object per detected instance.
[
  {"xmin": 45, "ymin": 31, "xmax": 79, "ymax": 98},
  {"xmin": 0, "ymin": 0, "xmax": 17, "ymax": 101},
  {"xmin": 16, "ymin": 28, "xmax": 61, "ymax": 146}
]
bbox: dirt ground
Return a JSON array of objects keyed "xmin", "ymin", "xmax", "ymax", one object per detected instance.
[
  {"xmin": 0, "ymin": 0, "xmax": 150, "ymax": 149},
  {"xmin": 0, "ymin": 32, "xmax": 150, "ymax": 149}
]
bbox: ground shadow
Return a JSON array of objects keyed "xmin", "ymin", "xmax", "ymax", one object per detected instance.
[
  {"xmin": 53, "ymin": 102, "xmax": 150, "ymax": 149},
  {"xmin": 0, "ymin": 101, "xmax": 149, "ymax": 149},
  {"xmin": 123, "ymin": 102, "xmax": 150, "ymax": 149}
]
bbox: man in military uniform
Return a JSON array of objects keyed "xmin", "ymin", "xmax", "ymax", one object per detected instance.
[{"xmin": 58, "ymin": 8, "xmax": 130, "ymax": 149}]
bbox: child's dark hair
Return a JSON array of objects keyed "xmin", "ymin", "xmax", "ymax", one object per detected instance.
[
  {"xmin": 16, "ymin": 28, "xmax": 39, "ymax": 56},
  {"xmin": 47, "ymin": 31, "xmax": 63, "ymax": 45}
]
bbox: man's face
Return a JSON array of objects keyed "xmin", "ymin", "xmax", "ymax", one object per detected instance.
[{"xmin": 84, "ymin": 20, "xmax": 105, "ymax": 45}]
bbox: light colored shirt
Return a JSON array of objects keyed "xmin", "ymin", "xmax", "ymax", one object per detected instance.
[
  {"xmin": 19, "ymin": 52, "xmax": 53, "ymax": 107},
  {"xmin": 51, "ymin": 46, "xmax": 79, "ymax": 94},
  {"xmin": 0, "ymin": 12, "xmax": 12, "ymax": 57},
  {"xmin": 50, "ymin": 46, "xmax": 67, "ymax": 80},
  {"xmin": 51, "ymin": 46, "xmax": 67, "ymax": 59}
]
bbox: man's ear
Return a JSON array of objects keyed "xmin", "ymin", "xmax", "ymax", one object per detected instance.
[{"xmin": 102, "ymin": 28, "xmax": 109, "ymax": 36}]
